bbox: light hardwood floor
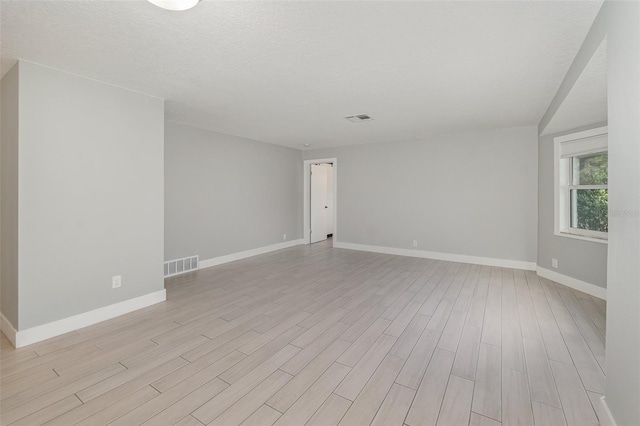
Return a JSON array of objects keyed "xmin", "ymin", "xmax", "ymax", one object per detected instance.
[{"xmin": 0, "ymin": 241, "xmax": 606, "ymax": 425}]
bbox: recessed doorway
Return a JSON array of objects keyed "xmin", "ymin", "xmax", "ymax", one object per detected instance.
[{"xmin": 303, "ymin": 158, "xmax": 337, "ymax": 245}]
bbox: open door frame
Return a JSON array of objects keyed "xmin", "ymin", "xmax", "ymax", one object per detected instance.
[{"xmin": 303, "ymin": 158, "xmax": 338, "ymax": 245}]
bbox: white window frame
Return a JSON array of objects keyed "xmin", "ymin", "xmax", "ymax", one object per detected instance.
[{"xmin": 554, "ymin": 126, "xmax": 608, "ymax": 244}]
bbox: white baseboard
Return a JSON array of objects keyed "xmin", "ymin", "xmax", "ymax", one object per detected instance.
[
  {"xmin": 333, "ymin": 242, "xmax": 537, "ymax": 271},
  {"xmin": 199, "ymin": 239, "xmax": 305, "ymax": 269},
  {"xmin": 536, "ymin": 266, "xmax": 606, "ymax": 300},
  {"xmin": 600, "ymin": 396, "xmax": 617, "ymax": 426},
  {"xmin": 0, "ymin": 313, "xmax": 18, "ymax": 347},
  {"xmin": 7, "ymin": 289, "xmax": 166, "ymax": 348}
]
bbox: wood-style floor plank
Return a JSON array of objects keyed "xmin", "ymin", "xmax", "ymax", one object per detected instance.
[
  {"xmin": 472, "ymin": 343, "xmax": 502, "ymax": 422},
  {"xmin": 209, "ymin": 370, "xmax": 292, "ymax": 426},
  {"xmin": 10, "ymin": 394, "xmax": 82, "ymax": 426},
  {"xmin": 550, "ymin": 360, "xmax": 599, "ymax": 426},
  {"xmin": 334, "ymin": 334, "xmax": 397, "ymax": 401},
  {"xmin": 1, "ymin": 363, "xmax": 126, "ymax": 424},
  {"xmin": 522, "ymin": 337, "xmax": 562, "ymax": 408},
  {"xmin": 306, "ymin": 393, "xmax": 352, "ymax": 426},
  {"xmin": 175, "ymin": 415, "xmax": 206, "ymax": 426},
  {"xmin": 0, "ymin": 241, "xmax": 606, "ymax": 426},
  {"xmin": 395, "ymin": 328, "xmax": 439, "ymax": 390},
  {"xmin": 238, "ymin": 405, "xmax": 281, "ymax": 426},
  {"xmin": 470, "ymin": 412, "xmax": 502, "ymax": 426},
  {"xmin": 75, "ymin": 386, "xmax": 159, "ymax": 426},
  {"xmin": 338, "ymin": 354, "xmax": 406, "ymax": 426},
  {"xmin": 481, "ymin": 268, "xmax": 502, "ymax": 347},
  {"xmin": 191, "ymin": 345, "xmax": 300, "ymax": 424},
  {"xmin": 370, "ymin": 383, "xmax": 415, "ymax": 426},
  {"xmin": 436, "ymin": 374, "xmax": 474, "ymax": 426},
  {"xmin": 532, "ymin": 401, "xmax": 567, "ymax": 426},
  {"xmin": 272, "ymin": 362, "xmax": 351, "ymax": 426},
  {"xmin": 405, "ymin": 348, "xmax": 455, "ymax": 426},
  {"xmin": 337, "ymin": 318, "xmax": 391, "ymax": 367},
  {"xmin": 502, "ymin": 367, "xmax": 534, "ymax": 426},
  {"xmin": 110, "ymin": 375, "xmax": 228, "ymax": 425},
  {"xmin": 42, "ymin": 357, "xmax": 188, "ymax": 425},
  {"xmin": 267, "ymin": 339, "xmax": 350, "ymax": 413}
]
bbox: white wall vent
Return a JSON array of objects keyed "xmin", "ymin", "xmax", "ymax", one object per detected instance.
[
  {"xmin": 345, "ymin": 114, "xmax": 374, "ymax": 123},
  {"xmin": 164, "ymin": 255, "xmax": 199, "ymax": 278}
]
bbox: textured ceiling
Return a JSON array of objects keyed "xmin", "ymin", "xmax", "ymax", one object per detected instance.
[
  {"xmin": 542, "ymin": 39, "xmax": 607, "ymax": 135},
  {"xmin": 1, "ymin": 1, "xmax": 603, "ymax": 149}
]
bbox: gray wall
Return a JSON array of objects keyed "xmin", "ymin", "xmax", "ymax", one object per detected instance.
[
  {"xmin": 1, "ymin": 63, "xmax": 20, "ymax": 329},
  {"xmin": 537, "ymin": 123, "xmax": 608, "ymax": 288},
  {"xmin": 537, "ymin": 2, "xmax": 640, "ymax": 423},
  {"xmin": 17, "ymin": 62, "xmax": 165, "ymax": 330},
  {"xmin": 165, "ymin": 121, "xmax": 303, "ymax": 262},
  {"xmin": 304, "ymin": 126, "xmax": 538, "ymax": 263},
  {"xmin": 604, "ymin": 1, "xmax": 640, "ymax": 424}
]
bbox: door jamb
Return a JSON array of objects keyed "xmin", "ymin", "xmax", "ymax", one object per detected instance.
[{"xmin": 303, "ymin": 158, "xmax": 338, "ymax": 245}]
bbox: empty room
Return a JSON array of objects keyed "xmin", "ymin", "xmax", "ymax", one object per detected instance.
[{"xmin": 1, "ymin": 1, "xmax": 638, "ymax": 425}]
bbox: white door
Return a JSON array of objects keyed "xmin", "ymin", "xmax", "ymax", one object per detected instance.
[
  {"xmin": 310, "ymin": 164, "xmax": 328, "ymax": 243},
  {"xmin": 324, "ymin": 164, "xmax": 334, "ymax": 235}
]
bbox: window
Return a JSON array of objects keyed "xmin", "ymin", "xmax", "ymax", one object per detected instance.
[{"xmin": 554, "ymin": 127, "xmax": 608, "ymax": 243}]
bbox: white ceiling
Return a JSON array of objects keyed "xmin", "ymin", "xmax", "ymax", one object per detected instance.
[
  {"xmin": 542, "ymin": 39, "xmax": 607, "ymax": 135},
  {"xmin": 1, "ymin": 0, "xmax": 603, "ymax": 149}
]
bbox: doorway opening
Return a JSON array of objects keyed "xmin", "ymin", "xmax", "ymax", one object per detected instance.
[{"xmin": 303, "ymin": 158, "xmax": 337, "ymax": 246}]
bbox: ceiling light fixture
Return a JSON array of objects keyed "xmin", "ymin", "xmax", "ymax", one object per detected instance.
[{"xmin": 147, "ymin": 0, "xmax": 200, "ymax": 11}]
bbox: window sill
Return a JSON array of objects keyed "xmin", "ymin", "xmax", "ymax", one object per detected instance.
[{"xmin": 555, "ymin": 231, "xmax": 608, "ymax": 244}]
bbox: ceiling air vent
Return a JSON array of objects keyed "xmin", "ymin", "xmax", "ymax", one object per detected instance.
[{"xmin": 345, "ymin": 114, "xmax": 374, "ymax": 123}]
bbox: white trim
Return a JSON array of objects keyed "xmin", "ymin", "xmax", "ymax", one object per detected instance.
[
  {"xmin": 0, "ymin": 313, "xmax": 18, "ymax": 347},
  {"xmin": 199, "ymin": 239, "xmax": 304, "ymax": 269},
  {"xmin": 560, "ymin": 135, "xmax": 608, "ymax": 158},
  {"xmin": 303, "ymin": 158, "xmax": 338, "ymax": 245},
  {"xmin": 599, "ymin": 396, "xmax": 617, "ymax": 426},
  {"xmin": 10, "ymin": 290, "xmax": 167, "ymax": 348},
  {"xmin": 554, "ymin": 127, "xmax": 609, "ymax": 243},
  {"xmin": 554, "ymin": 137, "xmax": 563, "ymax": 236},
  {"xmin": 333, "ymin": 242, "xmax": 537, "ymax": 271},
  {"xmin": 554, "ymin": 126, "xmax": 608, "ymax": 143},
  {"xmin": 557, "ymin": 230, "xmax": 608, "ymax": 244},
  {"xmin": 536, "ymin": 266, "xmax": 606, "ymax": 300}
]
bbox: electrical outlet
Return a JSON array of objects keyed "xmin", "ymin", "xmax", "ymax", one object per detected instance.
[
  {"xmin": 412, "ymin": 240, "xmax": 418, "ymax": 248},
  {"xmin": 283, "ymin": 233, "xmax": 287, "ymax": 240},
  {"xmin": 112, "ymin": 275, "xmax": 122, "ymax": 289},
  {"xmin": 552, "ymin": 258, "xmax": 558, "ymax": 268}
]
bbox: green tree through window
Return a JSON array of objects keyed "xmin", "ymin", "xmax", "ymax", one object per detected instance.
[{"xmin": 572, "ymin": 152, "xmax": 608, "ymax": 232}]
